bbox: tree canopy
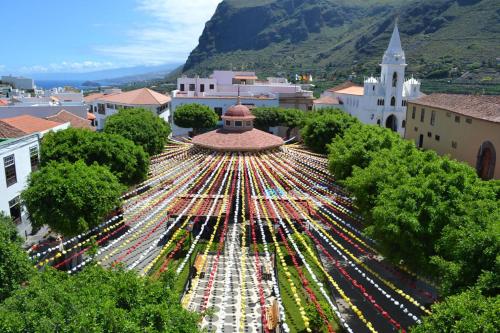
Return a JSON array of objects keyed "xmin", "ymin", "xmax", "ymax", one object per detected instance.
[
  {"xmin": 0, "ymin": 266, "xmax": 201, "ymax": 333},
  {"xmin": 251, "ymin": 107, "xmax": 284, "ymax": 130},
  {"xmin": 301, "ymin": 109, "xmax": 359, "ymax": 154},
  {"xmin": 328, "ymin": 123, "xmax": 400, "ymax": 180},
  {"xmin": 173, "ymin": 103, "xmax": 218, "ymax": 135},
  {"xmin": 0, "ymin": 215, "xmax": 33, "ymax": 301},
  {"xmin": 41, "ymin": 128, "xmax": 149, "ymax": 186},
  {"xmin": 104, "ymin": 108, "xmax": 171, "ymax": 156},
  {"xmin": 411, "ymin": 289, "xmax": 499, "ymax": 333},
  {"xmin": 22, "ymin": 161, "xmax": 124, "ymax": 237}
]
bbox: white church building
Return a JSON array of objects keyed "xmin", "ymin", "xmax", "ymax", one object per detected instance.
[{"xmin": 319, "ymin": 24, "xmax": 422, "ymax": 136}]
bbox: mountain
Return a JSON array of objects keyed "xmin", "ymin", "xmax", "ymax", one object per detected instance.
[
  {"xmin": 29, "ymin": 63, "xmax": 182, "ymax": 82},
  {"xmin": 182, "ymin": 0, "xmax": 500, "ymax": 84}
]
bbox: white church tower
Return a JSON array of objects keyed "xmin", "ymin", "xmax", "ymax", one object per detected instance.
[
  {"xmin": 381, "ymin": 23, "xmax": 406, "ymax": 111},
  {"xmin": 322, "ymin": 21, "xmax": 422, "ymax": 137}
]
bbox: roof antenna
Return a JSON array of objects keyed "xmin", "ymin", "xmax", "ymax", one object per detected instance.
[{"xmin": 237, "ymin": 85, "xmax": 241, "ymax": 105}]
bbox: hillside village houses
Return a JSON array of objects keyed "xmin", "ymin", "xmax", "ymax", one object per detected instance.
[
  {"xmin": 171, "ymin": 70, "xmax": 313, "ymax": 136},
  {"xmin": 318, "ymin": 24, "xmax": 423, "ymax": 137}
]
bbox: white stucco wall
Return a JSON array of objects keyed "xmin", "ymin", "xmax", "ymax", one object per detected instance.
[{"xmin": 0, "ymin": 134, "xmax": 40, "ymax": 236}]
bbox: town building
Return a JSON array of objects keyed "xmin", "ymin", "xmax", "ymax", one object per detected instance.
[
  {"xmin": 405, "ymin": 94, "xmax": 500, "ymax": 180},
  {"xmin": 46, "ymin": 110, "xmax": 94, "ymax": 130},
  {"xmin": 0, "ymin": 105, "xmax": 89, "ymax": 121},
  {"xmin": 192, "ymin": 101, "xmax": 283, "ymax": 152},
  {"xmin": 1, "ymin": 75, "xmax": 35, "ymax": 90},
  {"xmin": 88, "ymin": 88, "xmax": 171, "ymax": 130},
  {"xmin": 320, "ymin": 24, "xmax": 423, "ymax": 136},
  {"xmin": 171, "ymin": 70, "xmax": 313, "ymax": 136},
  {"xmin": 0, "ymin": 134, "xmax": 40, "ymax": 236}
]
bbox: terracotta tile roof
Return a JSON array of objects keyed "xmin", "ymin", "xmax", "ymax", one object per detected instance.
[
  {"xmin": 46, "ymin": 110, "xmax": 94, "ymax": 130},
  {"xmin": 234, "ymin": 75, "xmax": 258, "ymax": 80},
  {"xmin": 97, "ymin": 88, "xmax": 171, "ymax": 105},
  {"xmin": 87, "ymin": 112, "xmax": 96, "ymax": 120},
  {"xmin": 0, "ymin": 99, "xmax": 9, "ymax": 106},
  {"xmin": 0, "ymin": 115, "xmax": 64, "ymax": 135},
  {"xmin": 192, "ymin": 128, "xmax": 284, "ymax": 152},
  {"xmin": 410, "ymin": 94, "xmax": 500, "ymax": 123},
  {"xmin": 84, "ymin": 93, "xmax": 108, "ymax": 103},
  {"xmin": 0, "ymin": 122, "xmax": 27, "ymax": 138},
  {"xmin": 327, "ymin": 81, "xmax": 359, "ymax": 92},
  {"xmin": 313, "ymin": 96, "xmax": 340, "ymax": 105},
  {"xmin": 334, "ymin": 86, "xmax": 365, "ymax": 96}
]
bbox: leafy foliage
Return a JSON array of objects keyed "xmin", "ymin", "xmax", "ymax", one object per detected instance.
[
  {"xmin": 0, "ymin": 266, "xmax": 201, "ymax": 333},
  {"xmin": 104, "ymin": 108, "xmax": 171, "ymax": 156},
  {"xmin": 22, "ymin": 161, "xmax": 124, "ymax": 237},
  {"xmin": 173, "ymin": 103, "xmax": 218, "ymax": 134},
  {"xmin": 411, "ymin": 289, "xmax": 500, "ymax": 333},
  {"xmin": 301, "ymin": 109, "xmax": 358, "ymax": 153},
  {"xmin": 0, "ymin": 215, "xmax": 33, "ymax": 301},
  {"xmin": 328, "ymin": 124, "xmax": 400, "ymax": 180},
  {"xmin": 251, "ymin": 107, "xmax": 284, "ymax": 130},
  {"xmin": 41, "ymin": 128, "xmax": 149, "ymax": 185}
]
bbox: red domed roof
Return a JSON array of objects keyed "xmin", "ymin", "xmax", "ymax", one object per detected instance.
[{"xmin": 225, "ymin": 104, "xmax": 253, "ymax": 118}]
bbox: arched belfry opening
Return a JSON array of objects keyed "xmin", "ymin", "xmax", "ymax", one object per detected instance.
[
  {"xmin": 392, "ymin": 72, "xmax": 398, "ymax": 87},
  {"xmin": 390, "ymin": 96, "xmax": 396, "ymax": 106}
]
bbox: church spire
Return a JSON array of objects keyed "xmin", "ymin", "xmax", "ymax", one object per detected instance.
[
  {"xmin": 387, "ymin": 22, "xmax": 403, "ymax": 54},
  {"xmin": 382, "ymin": 21, "xmax": 406, "ymax": 65}
]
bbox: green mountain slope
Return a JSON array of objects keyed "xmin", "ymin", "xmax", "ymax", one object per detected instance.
[{"xmin": 181, "ymin": 0, "xmax": 500, "ymax": 92}]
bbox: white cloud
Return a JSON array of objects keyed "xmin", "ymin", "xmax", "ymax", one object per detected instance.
[
  {"xmin": 94, "ymin": 0, "xmax": 222, "ymax": 65},
  {"xmin": 18, "ymin": 61, "xmax": 117, "ymax": 74}
]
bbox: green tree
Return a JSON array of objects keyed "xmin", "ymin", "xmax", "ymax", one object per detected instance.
[
  {"xmin": 0, "ymin": 215, "xmax": 34, "ymax": 301},
  {"xmin": 22, "ymin": 161, "xmax": 124, "ymax": 237},
  {"xmin": 301, "ymin": 109, "xmax": 358, "ymax": 153},
  {"xmin": 328, "ymin": 124, "xmax": 400, "ymax": 180},
  {"xmin": 281, "ymin": 108, "xmax": 305, "ymax": 138},
  {"xmin": 0, "ymin": 266, "xmax": 201, "ymax": 333},
  {"xmin": 104, "ymin": 108, "xmax": 171, "ymax": 156},
  {"xmin": 251, "ymin": 107, "xmax": 284, "ymax": 131},
  {"xmin": 173, "ymin": 103, "xmax": 218, "ymax": 135},
  {"xmin": 411, "ymin": 289, "xmax": 499, "ymax": 333},
  {"xmin": 41, "ymin": 128, "xmax": 149, "ymax": 185}
]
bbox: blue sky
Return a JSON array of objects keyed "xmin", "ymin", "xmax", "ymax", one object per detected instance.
[{"xmin": 0, "ymin": 0, "xmax": 221, "ymax": 75}]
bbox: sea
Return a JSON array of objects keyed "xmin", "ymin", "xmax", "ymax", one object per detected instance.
[{"xmin": 35, "ymin": 80, "xmax": 99, "ymax": 90}]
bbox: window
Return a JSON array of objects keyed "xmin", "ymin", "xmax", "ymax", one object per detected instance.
[
  {"xmin": 455, "ymin": 115, "xmax": 460, "ymax": 123},
  {"xmin": 9, "ymin": 196, "xmax": 21, "ymax": 225},
  {"xmin": 200, "ymin": 84, "xmax": 205, "ymax": 93},
  {"xmin": 235, "ymin": 121, "xmax": 242, "ymax": 127},
  {"xmin": 446, "ymin": 112, "xmax": 451, "ymax": 117},
  {"xmin": 452, "ymin": 141, "xmax": 458, "ymax": 149},
  {"xmin": 430, "ymin": 110, "xmax": 436, "ymax": 126},
  {"xmin": 246, "ymin": 121, "xmax": 251, "ymax": 126},
  {"xmin": 466, "ymin": 118, "xmax": 472, "ymax": 124},
  {"xmin": 93, "ymin": 106, "xmax": 97, "ymax": 113},
  {"xmin": 411, "ymin": 106, "xmax": 416, "ymax": 119},
  {"xmin": 402, "ymin": 100, "xmax": 407, "ymax": 107},
  {"xmin": 420, "ymin": 108, "xmax": 425, "ymax": 122},
  {"xmin": 189, "ymin": 84, "xmax": 195, "ymax": 91},
  {"xmin": 98, "ymin": 103, "xmax": 105, "ymax": 115},
  {"xmin": 372, "ymin": 85, "xmax": 375, "ymax": 91},
  {"xmin": 414, "ymin": 126, "xmax": 418, "ymax": 132},
  {"xmin": 106, "ymin": 103, "xmax": 114, "ymax": 109},
  {"xmin": 4, "ymin": 154, "xmax": 17, "ymax": 187},
  {"xmin": 392, "ymin": 72, "xmax": 398, "ymax": 87},
  {"xmin": 180, "ymin": 84, "xmax": 185, "ymax": 91},
  {"xmin": 435, "ymin": 135, "xmax": 440, "ymax": 141},
  {"xmin": 377, "ymin": 119, "xmax": 381, "ymax": 125},
  {"xmin": 209, "ymin": 84, "xmax": 215, "ymax": 90},
  {"xmin": 30, "ymin": 145, "xmax": 39, "ymax": 171},
  {"xmin": 225, "ymin": 120, "xmax": 231, "ymax": 126},
  {"xmin": 427, "ymin": 132, "xmax": 432, "ymax": 138},
  {"xmin": 402, "ymin": 120, "xmax": 406, "ymax": 128},
  {"xmin": 390, "ymin": 97, "xmax": 396, "ymax": 106}
]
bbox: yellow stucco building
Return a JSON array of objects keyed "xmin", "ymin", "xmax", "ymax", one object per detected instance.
[{"xmin": 405, "ymin": 94, "xmax": 500, "ymax": 180}]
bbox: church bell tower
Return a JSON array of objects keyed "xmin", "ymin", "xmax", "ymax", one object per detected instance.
[{"xmin": 380, "ymin": 23, "xmax": 406, "ymax": 110}]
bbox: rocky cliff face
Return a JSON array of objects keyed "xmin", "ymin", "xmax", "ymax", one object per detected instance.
[{"xmin": 182, "ymin": 0, "xmax": 500, "ymax": 80}]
